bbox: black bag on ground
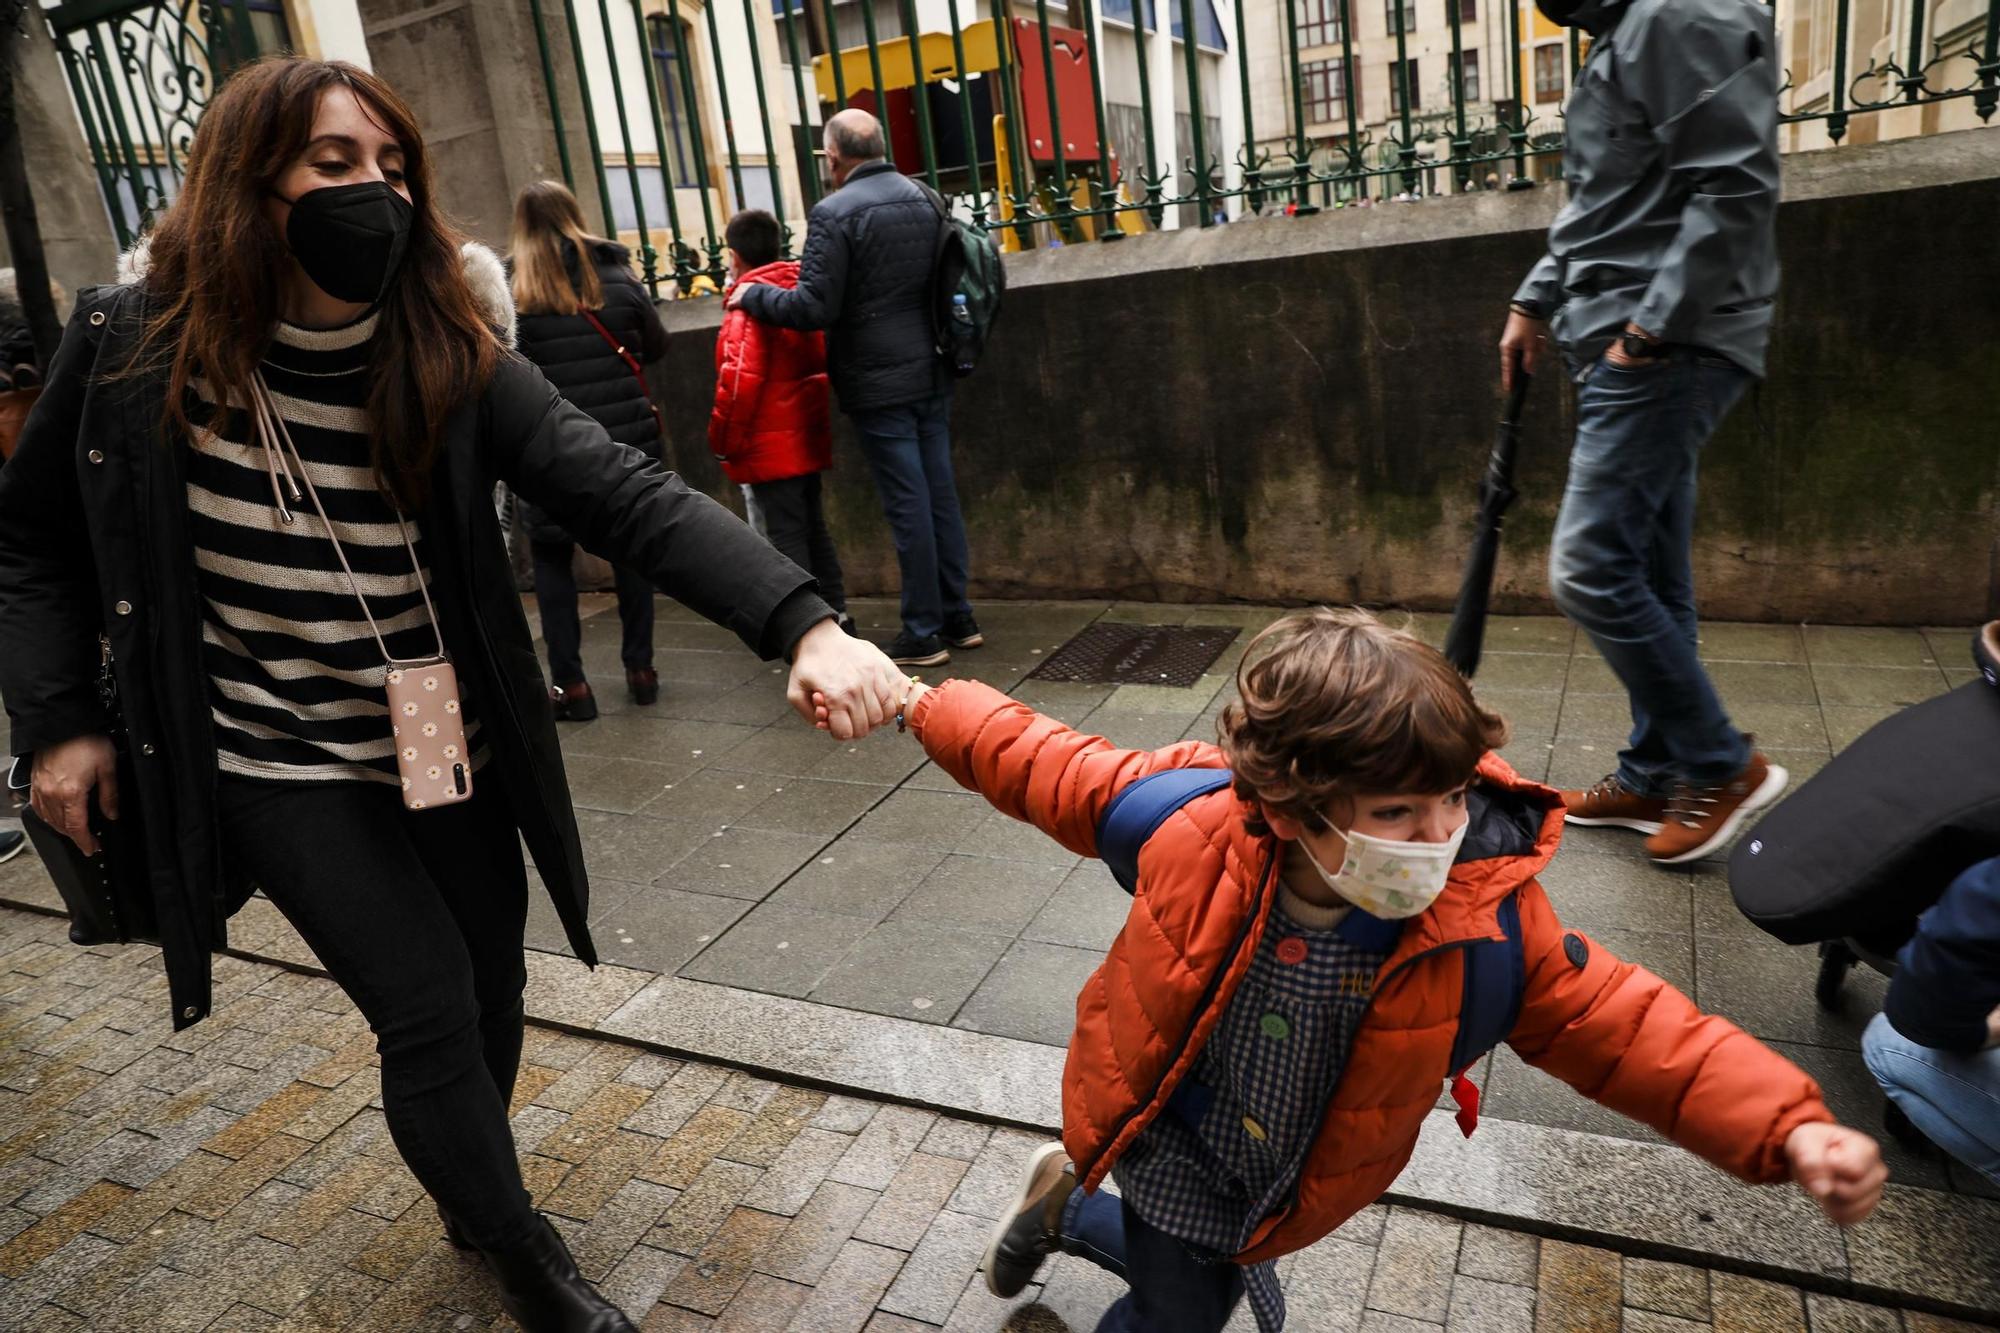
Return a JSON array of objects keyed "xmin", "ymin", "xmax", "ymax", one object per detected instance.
[{"xmin": 1729, "ymin": 623, "xmax": 2000, "ymax": 950}]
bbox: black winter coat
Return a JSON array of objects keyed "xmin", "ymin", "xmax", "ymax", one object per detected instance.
[
  {"xmin": 0, "ymin": 284, "xmax": 830, "ymax": 1030},
  {"xmin": 514, "ymin": 239, "xmax": 669, "ymax": 544},
  {"xmin": 738, "ymin": 161, "xmax": 947, "ymax": 412}
]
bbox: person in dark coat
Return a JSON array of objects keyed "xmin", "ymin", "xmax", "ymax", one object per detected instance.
[
  {"xmin": 731, "ymin": 108, "xmax": 981, "ymax": 668},
  {"xmin": 1862, "ymin": 623, "xmax": 2000, "ymax": 1186},
  {"xmin": 0, "ymin": 59, "xmax": 905, "ymax": 1333},
  {"xmin": 509, "ymin": 181, "xmax": 668, "ymax": 721}
]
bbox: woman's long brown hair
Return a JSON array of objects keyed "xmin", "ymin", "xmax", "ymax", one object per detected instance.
[
  {"xmin": 509, "ymin": 180, "xmax": 608, "ymax": 316},
  {"xmin": 129, "ymin": 57, "xmax": 497, "ymax": 511}
]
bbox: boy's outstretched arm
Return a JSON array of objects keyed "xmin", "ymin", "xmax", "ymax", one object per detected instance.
[
  {"xmin": 1505, "ymin": 883, "xmax": 1886, "ymax": 1225},
  {"xmin": 904, "ymin": 680, "xmax": 1217, "ymax": 857}
]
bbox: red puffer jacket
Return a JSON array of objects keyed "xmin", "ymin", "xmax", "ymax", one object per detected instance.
[
  {"xmin": 910, "ymin": 680, "xmax": 1834, "ymax": 1265},
  {"xmin": 710, "ymin": 261, "xmax": 832, "ymax": 484}
]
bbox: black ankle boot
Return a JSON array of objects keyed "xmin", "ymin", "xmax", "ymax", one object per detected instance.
[{"xmin": 476, "ymin": 1215, "xmax": 636, "ymax": 1332}]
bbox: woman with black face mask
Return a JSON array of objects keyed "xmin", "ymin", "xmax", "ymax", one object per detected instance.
[{"xmin": 0, "ymin": 57, "xmax": 904, "ymax": 1333}]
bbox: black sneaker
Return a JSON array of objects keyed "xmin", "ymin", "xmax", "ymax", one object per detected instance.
[
  {"xmin": 943, "ymin": 614, "xmax": 985, "ymax": 650},
  {"xmin": 0, "ymin": 830, "xmax": 23, "ymax": 865},
  {"xmin": 982, "ymin": 1143, "xmax": 1074, "ymax": 1298},
  {"xmin": 885, "ymin": 632, "xmax": 950, "ymax": 668}
]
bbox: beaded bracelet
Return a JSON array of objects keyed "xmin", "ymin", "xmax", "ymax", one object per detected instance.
[{"xmin": 895, "ymin": 677, "xmax": 922, "ymax": 733}]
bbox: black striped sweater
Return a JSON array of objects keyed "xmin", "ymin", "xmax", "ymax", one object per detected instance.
[{"xmin": 185, "ymin": 313, "xmax": 482, "ymax": 784}]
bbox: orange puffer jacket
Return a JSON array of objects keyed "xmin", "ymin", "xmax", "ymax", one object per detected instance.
[{"xmin": 911, "ymin": 680, "xmax": 1833, "ymax": 1264}]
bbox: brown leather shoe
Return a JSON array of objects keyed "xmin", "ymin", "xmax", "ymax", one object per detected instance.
[
  {"xmin": 550, "ymin": 681, "xmax": 597, "ymax": 722},
  {"xmin": 626, "ymin": 668, "xmax": 659, "ymax": 706},
  {"xmin": 1645, "ymin": 751, "xmax": 1790, "ymax": 865},
  {"xmin": 1560, "ymin": 774, "xmax": 1669, "ymax": 835}
]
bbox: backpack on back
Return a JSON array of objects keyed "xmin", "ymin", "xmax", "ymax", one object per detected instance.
[
  {"xmin": 919, "ymin": 185, "xmax": 1005, "ymax": 377},
  {"xmin": 1095, "ymin": 767, "xmax": 1524, "ymax": 1136}
]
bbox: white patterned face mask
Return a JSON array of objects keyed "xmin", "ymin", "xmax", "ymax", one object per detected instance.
[{"xmin": 1298, "ymin": 817, "xmax": 1468, "ymax": 919}]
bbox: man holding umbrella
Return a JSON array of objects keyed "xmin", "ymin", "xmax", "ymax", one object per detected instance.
[{"xmin": 1499, "ymin": 0, "xmax": 1787, "ymax": 866}]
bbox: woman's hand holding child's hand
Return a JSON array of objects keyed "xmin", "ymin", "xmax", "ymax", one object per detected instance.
[
  {"xmin": 813, "ymin": 681, "xmax": 927, "ymax": 734},
  {"xmin": 1784, "ymin": 1122, "xmax": 1887, "ymax": 1227}
]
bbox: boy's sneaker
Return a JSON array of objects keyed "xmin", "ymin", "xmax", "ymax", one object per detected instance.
[
  {"xmin": 0, "ymin": 830, "xmax": 24, "ymax": 865},
  {"xmin": 982, "ymin": 1143, "xmax": 1074, "ymax": 1298},
  {"xmin": 943, "ymin": 614, "xmax": 985, "ymax": 650},
  {"xmin": 1559, "ymin": 774, "xmax": 1668, "ymax": 835},
  {"xmin": 885, "ymin": 632, "xmax": 950, "ymax": 668},
  {"xmin": 1645, "ymin": 750, "xmax": 1789, "ymax": 866}
]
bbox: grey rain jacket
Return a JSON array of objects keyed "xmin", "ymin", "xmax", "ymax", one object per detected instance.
[{"xmin": 1515, "ymin": 0, "xmax": 1781, "ymax": 376}]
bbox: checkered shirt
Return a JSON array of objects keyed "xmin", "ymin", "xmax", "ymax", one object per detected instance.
[{"xmin": 1112, "ymin": 898, "xmax": 1398, "ymax": 1332}]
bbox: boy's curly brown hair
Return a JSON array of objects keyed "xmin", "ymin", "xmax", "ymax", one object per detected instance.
[{"xmin": 1217, "ymin": 608, "xmax": 1509, "ymax": 837}]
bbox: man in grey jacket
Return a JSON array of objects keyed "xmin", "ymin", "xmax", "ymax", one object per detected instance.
[{"xmin": 1500, "ymin": 0, "xmax": 1786, "ymax": 867}]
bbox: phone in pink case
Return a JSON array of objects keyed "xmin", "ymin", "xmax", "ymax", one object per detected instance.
[{"xmin": 386, "ymin": 657, "xmax": 472, "ymax": 810}]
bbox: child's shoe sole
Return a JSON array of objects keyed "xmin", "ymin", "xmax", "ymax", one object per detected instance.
[{"xmin": 982, "ymin": 1143, "xmax": 1070, "ymax": 1298}]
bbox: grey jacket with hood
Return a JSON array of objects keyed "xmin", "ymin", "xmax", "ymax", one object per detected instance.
[{"xmin": 1515, "ymin": 0, "xmax": 1781, "ymax": 376}]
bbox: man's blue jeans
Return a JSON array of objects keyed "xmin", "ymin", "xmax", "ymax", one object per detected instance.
[
  {"xmin": 1549, "ymin": 353, "xmax": 1755, "ymax": 796},
  {"xmin": 1863, "ymin": 1012, "xmax": 2000, "ymax": 1187},
  {"xmin": 1060, "ymin": 1189, "xmax": 1245, "ymax": 1333},
  {"xmin": 848, "ymin": 391, "xmax": 972, "ymax": 641}
]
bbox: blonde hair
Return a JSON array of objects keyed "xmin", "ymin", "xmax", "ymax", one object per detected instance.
[
  {"xmin": 509, "ymin": 180, "xmax": 609, "ymax": 315},
  {"xmin": 1218, "ymin": 608, "xmax": 1509, "ymax": 837}
]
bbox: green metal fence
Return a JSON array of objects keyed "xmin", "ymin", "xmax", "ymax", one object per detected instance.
[
  {"xmin": 531, "ymin": 0, "xmax": 1999, "ymax": 299},
  {"xmin": 45, "ymin": 0, "xmax": 285, "ymax": 249}
]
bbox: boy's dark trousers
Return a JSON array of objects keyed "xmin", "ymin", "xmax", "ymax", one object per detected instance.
[
  {"xmin": 1060, "ymin": 1189, "xmax": 1246, "ymax": 1332},
  {"xmin": 743, "ymin": 472, "xmax": 847, "ymax": 614}
]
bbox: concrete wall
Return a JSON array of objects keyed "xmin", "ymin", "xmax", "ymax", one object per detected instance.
[
  {"xmin": 648, "ymin": 125, "xmax": 2000, "ymax": 626},
  {"xmin": 356, "ymin": 0, "xmax": 601, "ymax": 246}
]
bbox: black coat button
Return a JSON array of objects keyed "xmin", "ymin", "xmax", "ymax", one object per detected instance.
[{"xmin": 1563, "ymin": 933, "xmax": 1589, "ymax": 969}]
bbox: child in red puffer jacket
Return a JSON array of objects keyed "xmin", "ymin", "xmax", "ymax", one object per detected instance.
[{"xmin": 710, "ymin": 209, "xmax": 849, "ymax": 630}]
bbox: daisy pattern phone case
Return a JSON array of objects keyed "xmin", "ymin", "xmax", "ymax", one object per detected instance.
[{"xmin": 387, "ymin": 658, "xmax": 473, "ymax": 809}]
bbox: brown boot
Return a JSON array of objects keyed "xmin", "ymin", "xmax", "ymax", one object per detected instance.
[
  {"xmin": 626, "ymin": 668, "xmax": 659, "ymax": 706},
  {"xmin": 1645, "ymin": 751, "xmax": 1790, "ymax": 866},
  {"xmin": 1559, "ymin": 774, "xmax": 1669, "ymax": 835}
]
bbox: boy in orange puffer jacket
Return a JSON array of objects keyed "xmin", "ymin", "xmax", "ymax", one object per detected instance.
[
  {"xmin": 711, "ymin": 210, "xmax": 849, "ymax": 631},
  {"xmin": 854, "ymin": 609, "xmax": 1886, "ymax": 1333}
]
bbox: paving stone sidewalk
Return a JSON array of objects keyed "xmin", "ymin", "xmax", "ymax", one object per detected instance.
[{"xmin": 0, "ymin": 905, "xmax": 1982, "ymax": 1333}]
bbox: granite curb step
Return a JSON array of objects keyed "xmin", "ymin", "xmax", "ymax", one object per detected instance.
[{"xmin": 4, "ymin": 890, "xmax": 1988, "ymax": 1328}]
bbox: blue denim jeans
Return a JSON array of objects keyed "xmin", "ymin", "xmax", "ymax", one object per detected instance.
[
  {"xmin": 1549, "ymin": 352, "xmax": 1755, "ymax": 795},
  {"xmin": 848, "ymin": 392, "xmax": 972, "ymax": 640},
  {"xmin": 1863, "ymin": 1012, "xmax": 2000, "ymax": 1187},
  {"xmin": 1060, "ymin": 1189, "xmax": 1246, "ymax": 1333}
]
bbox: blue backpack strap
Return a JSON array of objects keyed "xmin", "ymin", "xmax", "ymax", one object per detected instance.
[
  {"xmin": 1097, "ymin": 768, "xmax": 1235, "ymax": 895},
  {"xmin": 1445, "ymin": 892, "xmax": 1527, "ymax": 1136}
]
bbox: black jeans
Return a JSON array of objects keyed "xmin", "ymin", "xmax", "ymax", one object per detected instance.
[
  {"xmin": 742, "ymin": 472, "xmax": 846, "ymax": 614},
  {"xmin": 216, "ymin": 775, "xmax": 539, "ymax": 1249},
  {"xmin": 531, "ymin": 539, "xmax": 656, "ymax": 687}
]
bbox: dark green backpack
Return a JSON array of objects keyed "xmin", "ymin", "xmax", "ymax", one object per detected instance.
[{"xmin": 921, "ymin": 186, "xmax": 1005, "ymax": 378}]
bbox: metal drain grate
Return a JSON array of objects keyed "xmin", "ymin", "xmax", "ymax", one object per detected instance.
[{"xmin": 1028, "ymin": 623, "xmax": 1241, "ymax": 687}]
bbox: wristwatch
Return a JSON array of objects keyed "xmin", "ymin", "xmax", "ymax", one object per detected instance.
[{"xmin": 1619, "ymin": 328, "xmax": 1663, "ymax": 360}]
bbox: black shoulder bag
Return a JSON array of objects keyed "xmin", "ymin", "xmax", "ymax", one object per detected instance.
[{"xmin": 5, "ymin": 637, "xmax": 158, "ymax": 945}]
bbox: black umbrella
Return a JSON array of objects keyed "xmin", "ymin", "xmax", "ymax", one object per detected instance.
[{"xmin": 1442, "ymin": 367, "xmax": 1533, "ymax": 678}]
